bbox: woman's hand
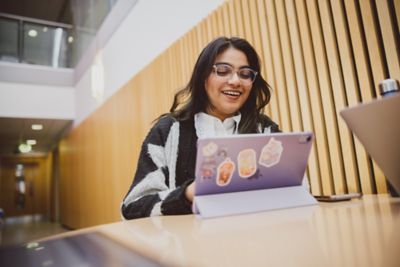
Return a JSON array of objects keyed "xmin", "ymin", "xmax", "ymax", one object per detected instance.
[{"xmin": 185, "ymin": 181, "xmax": 195, "ymax": 202}]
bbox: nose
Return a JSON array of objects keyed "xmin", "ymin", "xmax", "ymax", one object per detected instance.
[{"xmin": 228, "ymin": 71, "xmax": 241, "ymax": 85}]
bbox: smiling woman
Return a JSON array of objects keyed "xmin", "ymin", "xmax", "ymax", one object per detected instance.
[{"xmin": 121, "ymin": 37, "xmax": 280, "ymax": 220}]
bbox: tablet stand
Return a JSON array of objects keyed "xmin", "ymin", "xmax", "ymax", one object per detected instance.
[{"xmin": 193, "ymin": 185, "xmax": 317, "ymax": 218}]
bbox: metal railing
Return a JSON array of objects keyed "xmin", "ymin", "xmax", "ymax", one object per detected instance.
[{"xmin": 0, "ymin": 12, "xmax": 73, "ymax": 68}]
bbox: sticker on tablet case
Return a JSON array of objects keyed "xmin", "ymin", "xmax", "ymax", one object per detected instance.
[
  {"xmin": 216, "ymin": 158, "xmax": 235, "ymax": 186},
  {"xmin": 259, "ymin": 137, "xmax": 283, "ymax": 168},
  {"xmin": 200, "ymin": 158, "xmax": 216, "ymax": 180},
  {"xmin": 202, "ymin": 142, "xmax": 218, "ymax": 157},
  {"xmin": 200, "ymin": 142, "xmax": 219, "ymax": 180},
  {"xmin": 237, "ymin": 149, "xmax": 257, "ymax": 178}
]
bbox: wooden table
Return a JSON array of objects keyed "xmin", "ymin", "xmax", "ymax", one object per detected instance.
[{"xmin": 86, "ymin": 195, "xmax": 399, "ymax": 267}]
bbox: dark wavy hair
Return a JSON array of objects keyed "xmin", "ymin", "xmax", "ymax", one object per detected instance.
[{"xmin": 164, "ymin": 36, "xmax": 272, "ymax": 133}]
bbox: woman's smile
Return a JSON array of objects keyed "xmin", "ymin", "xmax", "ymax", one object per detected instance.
[{"xmin": 221, "ymin": 90, "xmax": 242, "ymax": 98}]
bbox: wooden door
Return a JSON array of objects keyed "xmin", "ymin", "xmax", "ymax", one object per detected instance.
[{"xmin": 0, "ymin": 162, "xmax": 41, "ymax": 217}]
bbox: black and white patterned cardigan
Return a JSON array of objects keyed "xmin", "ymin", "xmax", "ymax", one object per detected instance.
[{"xmin": 121, "ymin": 114, "xmax": 280, "ymax": 220}]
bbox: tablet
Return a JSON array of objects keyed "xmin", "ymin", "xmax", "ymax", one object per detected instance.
[{"xmin": 195, "ymin": 132, "xmax": 314, "ymax": 196}]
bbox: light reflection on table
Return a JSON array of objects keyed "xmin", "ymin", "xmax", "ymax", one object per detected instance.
[{"xmin": 97, "ymin": 195, "xmax": 400, "ymax": 267}]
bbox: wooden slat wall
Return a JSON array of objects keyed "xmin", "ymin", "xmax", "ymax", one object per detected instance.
[{"xmin": 58, "ymin": 0, "xmax": 400, "ymax": 228}]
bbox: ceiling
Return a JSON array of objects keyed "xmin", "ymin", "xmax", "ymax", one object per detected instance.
[
  {"xmin": 0, "ymin": 117, "xmax": 72, "ymax": 157},
  {"xmin": 0, "ymin": 1, "xmax": 73, "ymax": 158},
  {"xmin": 0, "ymin": 0, "xmax": 72, "ymax": 24}
]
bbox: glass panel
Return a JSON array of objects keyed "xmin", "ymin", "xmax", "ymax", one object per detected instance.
[
  {"xmin": 0, "ymin": 0, "xmax": 119, "ymax": 68},
  {"xmin": 70, "ymin": 0, "xmax": 120, "ymax": 66},
  {"xmin": 0, "ymin": 18, "xmax": 19, "ymax": 63},
  {"xmin": 22, "ymin": 23, "xmax": 70, "ymax": 68}
]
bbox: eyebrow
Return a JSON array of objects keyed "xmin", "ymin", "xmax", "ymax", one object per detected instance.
[{"xmin": 214, "ymin": 62, "xmax": 252, "ymax": 69}]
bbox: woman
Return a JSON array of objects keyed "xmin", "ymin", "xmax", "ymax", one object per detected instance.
[{"xmin": 121, "ymin": 37, "xmax": 280, "ymax": 220}]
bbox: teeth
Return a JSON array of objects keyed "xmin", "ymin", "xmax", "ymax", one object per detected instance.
[{"xmin": 223, "ymin": 90, "xmax": 241, "ymax": 96}]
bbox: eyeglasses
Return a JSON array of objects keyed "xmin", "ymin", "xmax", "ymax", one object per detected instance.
[{"xmin": 212, "ymin": 63, "xmax": 258, "ymax": 85}]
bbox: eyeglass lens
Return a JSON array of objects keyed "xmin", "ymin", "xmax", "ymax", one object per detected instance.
[{"xmin": 213, "ymin": 64, "xmax": 257, "ymax": 83}]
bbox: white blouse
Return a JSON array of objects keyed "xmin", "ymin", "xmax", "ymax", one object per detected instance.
[{"xmin": 194, "ymin": 112, "xmax": 242, "ymax": 138}]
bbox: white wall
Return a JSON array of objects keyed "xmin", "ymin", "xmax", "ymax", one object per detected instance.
[
  {"xmin": 74, "ymin": 0, "xmax": 225, "ymax": 125},
  {"xmin": 0, "ymin": 61, "xmax": 74, "ymax": 87},
  {"xmin": 0, "ymin": 62, "xmax": 75, "ymax": 120},
  {"xmin": 0, "ymin": 81, "xmax": 75, "ymax": 119}
]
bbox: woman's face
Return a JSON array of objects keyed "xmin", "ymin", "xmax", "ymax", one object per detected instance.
[{"xmin": 204, "ymin": 47, "xmax": 253, "ymax": 121}]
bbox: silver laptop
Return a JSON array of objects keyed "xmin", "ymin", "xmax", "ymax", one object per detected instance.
[{"xmin": 340, "ymin": 94, "xmax": 400, "ymax": 195}]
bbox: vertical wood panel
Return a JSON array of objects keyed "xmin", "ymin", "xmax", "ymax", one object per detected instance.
[
  {"xmin": 209, "ymin": 11, "xmax": 219, "ymax": 37},
  {"xmin": 376, "ymin": 0, "xmax": 400, "ymax": 79},
  {"xmin": 194, "ymin": 23, "xmax": 204, "ymax": 54},
  {"xmin": 256, "ymin": 0, "xmax": 280, "ymax": 124},
  {"xmin": 216, "ymin": 8, "xmax": 225, "ymax": 36},
  {"xmin": 248, "ymin": 0, "xmax": 272, "ymax": 116},
  {"xmin": 329, "ymin": 0, "xmax": 363, "ymax": 193},
  {"xmin": 275, "ymin": 1, "xmax": 303, "ymax": 132},
  {"xmin": 247, "ymin": 0, "xmax": 270, "ymax": 117},
  {"xmin": 296, "ymin": 0, "xmax": 333, "ymax": 195},
  {"xmin": 306, "ymin": 0, "xmax": 344, "ymax": 194},
  {"xmin": 318, "ymin": 0, "xmax": 350, "ymax": 195},
  {"xmin": 233, "ymin": 0, "xmax": 245, "ymax": 37},
  {"xmin": 188, "ymin": 31, "xmax": 198, "ymax": 78},
  {"xmin": 359, "ymin": 0, "xmax": 388, "ymax": 193},
  {"xmin": 286, "ymin": 0, "xmax": 322, "ymax": 194},
  {"xmin": 265, "ymin": 0, "xmax": 292, "ymax": 131},
  {"xmin": 210, "ymin": 12, "xmax": 219, "ymax": 38},
  {"xmin": 205, "ymin": 14, "xmax": 214, "ymax": 42},
  {"xmin": 222, "ymin": 2, "xmax": 232, "ymax": 37},
  {"xmin": 344, "ymin": 0, "xmax": 375, "ymax": 194},
  {"xmin": 181, "ymin": 36, "xmax": 191, "ymax": 86},
  {"xmin": 241, "ymin": 0, "xmax": 255, "ymax": 43},
  {"xmin": 228, "ymin": 0, "xmax": 238, "ymax": 36},
  {"xmin": 167, "ymin": 47, "xmax": 177, "ymax": 97},
  {"xmin": 248, "ymin": 1, "xmax": 263, "ymax": 67},
  {"xmin": 359, "ymin": 0, "xmax": 388, "ymax": 96},
  {"xmin": 395, "ymin": 0, "xmax": 400, "ymax": 29}
]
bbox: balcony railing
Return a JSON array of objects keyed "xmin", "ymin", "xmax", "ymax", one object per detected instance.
[{"xmin": 0, "ymin": 12, "xmax": 73, "ymax": 68}]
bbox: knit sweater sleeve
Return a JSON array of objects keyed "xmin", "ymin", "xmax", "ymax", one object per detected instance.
[{"xmin": 121, "ymin": 116, "xmax": 193, "ymax": 220}]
